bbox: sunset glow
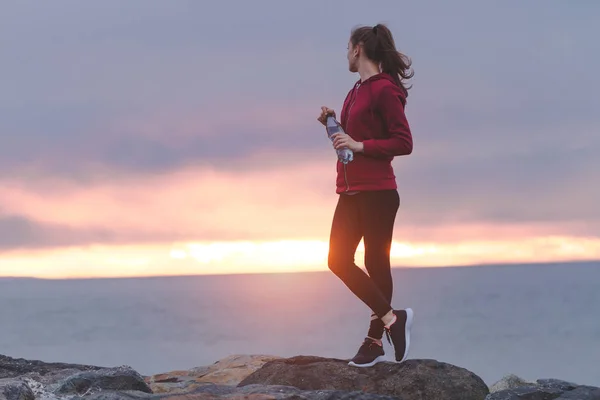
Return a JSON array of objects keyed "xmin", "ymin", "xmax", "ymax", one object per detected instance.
[
  {"xmin": 2, "ymin": 236, "xmax": 599, "ymax": 280},
  {"xmin": 2, "ymin": 160, "xmax": 599, "ymax": 279}
]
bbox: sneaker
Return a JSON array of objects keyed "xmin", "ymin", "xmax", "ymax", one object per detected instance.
[
  {"xmin": 384, "ymin": 308, "xmax": 414, "ymax": 363},
  {"xmin": 348, "ymin": 337, "xmax": 386, "ymax": 367}
]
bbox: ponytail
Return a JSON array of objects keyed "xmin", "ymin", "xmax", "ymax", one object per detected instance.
[{"xmin": 350, "ymin": 24, "xmax": 414, "ymax": 97}]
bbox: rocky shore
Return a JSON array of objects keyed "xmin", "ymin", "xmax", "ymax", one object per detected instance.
[{"xmin": 1, "ymin": 354, "xmax": 598, "ymax": 400}]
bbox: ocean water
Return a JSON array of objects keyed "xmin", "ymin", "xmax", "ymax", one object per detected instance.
[{"xmin": 1, "ymin": 262, "xmax": 599, "ymax": 387}]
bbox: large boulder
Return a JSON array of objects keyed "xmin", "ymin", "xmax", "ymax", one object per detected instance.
[
  {"xmin": 486, "ymin": 378, "xmax": 600, "ymax": 400},
  {"xmin": 145, "ymin": 354, "xmax": 282, "ymax": 393},
  {"xmin": 0, "ymin": 354, "xmax": 102, "ymax": 380},
  {"xmin": 1, "ymin": 355, "xmax": 150, "ymax": 400},
  {"xmin": 238, "ymin": 356, "xmax": 489, "ymax": 400},
  {"xmin": 53, "ymin": 366, "xmax": 152, "ymax": 396}
]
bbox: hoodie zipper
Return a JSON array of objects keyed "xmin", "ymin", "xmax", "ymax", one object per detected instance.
[
  {"xmin": 342, "ymin": 83, "xmax": 360, "ymax": 192},
  {"xmin": 343, "ymin": 164, "xmax": 350, "ymax": 192}
]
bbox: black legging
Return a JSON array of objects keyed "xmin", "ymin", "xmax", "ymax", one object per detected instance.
[{"xmin": 327, "ymin": 189, "xmax": 400, "ymax": 339}]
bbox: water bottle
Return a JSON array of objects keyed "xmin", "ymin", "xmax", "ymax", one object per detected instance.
[{"xmin": 325, "ymin": 116, "xmax": 354, "ymax": 164}]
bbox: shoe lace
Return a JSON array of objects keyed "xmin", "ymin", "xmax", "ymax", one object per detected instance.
[
  {"xmin": 360, "ymin": 339, "xmax": 373, "ymax": 351},
  {"xmin": 360, "ymin": 338, "xmax": 381, "ymax": 352},
  {"xmin": 384, "ymin": 327, "xmax": 392, "ymax": 346}
]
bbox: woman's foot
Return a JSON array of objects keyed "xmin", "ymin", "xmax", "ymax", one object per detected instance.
[
  {"xmin": 348, "ymin": 337, "xmax": 386, "ymax": 367},
  {"xmin": 384, "ymin": 308, "xmax": 414, "ymax": 363}
]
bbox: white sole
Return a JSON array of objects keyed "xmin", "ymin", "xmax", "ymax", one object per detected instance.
[
  {"xmin": 399, "ymin": 307, "xmax": 414, "ymax": 363},
  {"xmin": 348, "ymin": 354, "xmax": 387, "ymax": 368}
]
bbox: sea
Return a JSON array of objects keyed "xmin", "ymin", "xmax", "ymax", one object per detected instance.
[{"xmin": 1, "ymin": 261, "xmax": 599, "ymax": 387}]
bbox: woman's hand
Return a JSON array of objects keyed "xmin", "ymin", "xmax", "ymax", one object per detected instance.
[
  {"xmin": 317, "ymin": 106, "xmax": 336, "ymax": 126},
  {"xmin": 332, "ymin": 133, "xmax": 364, "ymax": 153}
]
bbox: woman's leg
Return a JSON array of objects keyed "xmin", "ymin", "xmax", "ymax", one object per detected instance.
[
  {"xmin": 327, "ymin": 194, "xmax": 392, "ymax": 319},
  {"xmin": 353, "ymin": 190, "xmax": 412, "ymax": 364},
  {"xmin": 361, "ymin": 190, "xmax": 400, "ymax": 340}
]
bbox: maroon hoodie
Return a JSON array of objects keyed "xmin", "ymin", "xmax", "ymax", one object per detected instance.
[{"xmin": 336, "ymin": 72, "xmax": 413, "ymax": 194}]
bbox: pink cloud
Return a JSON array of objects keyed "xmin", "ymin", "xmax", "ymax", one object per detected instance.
[
  {"xmin": 1, "ymin": 147, "xmax": 594, "ymax": 249},
  {"xmin": 0, "ymin": 153, "xmax": 336, "ymax": 242}
]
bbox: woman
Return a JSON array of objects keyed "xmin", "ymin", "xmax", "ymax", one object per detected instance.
[{"xmin": 317, "ymin": 24, "xmax": 414, "ymax": 368}]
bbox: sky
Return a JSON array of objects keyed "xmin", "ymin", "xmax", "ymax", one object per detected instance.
[{"xmin": 1, "ymin": 1, "xmax": 599, "ymax": 278}]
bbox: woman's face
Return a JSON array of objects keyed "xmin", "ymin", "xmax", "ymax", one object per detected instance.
[{"xmin": 347, "ymin": 40, "xmax": 359, "ymax": 73}]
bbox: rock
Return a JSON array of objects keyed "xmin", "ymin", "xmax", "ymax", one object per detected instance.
[
  {"xmin": 64, "ymin": 383, "xmax": 401, "ymax": 400},
  {"xmin": 154, "ymin": 383, "xmax": 402, "ymax": 400},
  {"xmin": 21, "ymin": 377, "xmax": 63, "ymax": 400},
  {"xmin": 190, "ymin": 354, "xmax": 283, "ymax": 386},
  {"xmin": 489, "ymin": 374, "xmax": 536, "ymax": 393},
  {"xmin": 144, "ymin": 370, "xmax": 193, "ymax": 394},
  {"xmin": 537, "ymin": 379, "xmax": 579, "ymax": 392},
  {"xmin": 557, "ymin": 386, "xmax": 600, "ymax": 399},
  {"xmin": 238, "ymin": 355, "xmax": 489, "ymax": 400},
  {"xmin": 486, "ymin": 386, "xmax": 563, "ymax": 400},
  {"xmin": 53, "ymin": 366, "xmax": 152, "ymax": 396},
  {"xmin": 485, "ymin": 378, "xmax": 600, "ymax": 400},
  {"xmin": 145, "ymin": 355, "xmax": 282, "ymax": 393},
  {"xmin": 5, "ymin": 353, "xmax": 598, "ymax": 400},
  {"xmin": 0, "ymin": 355, "xmax": 103, "ymax": 380},
  {"xmin": 72, "ymin": 391, "xmax": 153, "ymax": 400},
  {"xmin": 0, "ymin": 379, "xmax": 35, "ymax": 400}
]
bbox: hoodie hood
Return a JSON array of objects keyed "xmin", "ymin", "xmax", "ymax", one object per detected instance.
[
  {"xmin": 348, "ymin": 73, "xmax": 407, "ymax": 120},
  {"xmin": 361, "ymin": 72, "xmax": 396, "ymax": 84}
]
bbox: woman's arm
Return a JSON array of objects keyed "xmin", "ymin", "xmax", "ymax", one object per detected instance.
[{"xmin": 361, "ymin": 84, "xmax": 413, "ymax": 158}]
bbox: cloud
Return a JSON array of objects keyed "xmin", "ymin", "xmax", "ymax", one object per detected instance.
[
  {"xmin": 0, "ymin": 156, "xmax": 336, "ymax": 248},
  {"xmin": 1, "ymin": 146, "xmax": 598, "ymax": 252},
  {"xmin": 0, "ymin": 98, "xmax": 326, "ymax": 181},
  {"xmin": 396, "ymin": 142, "xmax": 600, "ymax": 229},
  {"xmin": 1, "ymin": 0, "xmax": 599, "ymax": 254},
  {"xmin": 0, "ymin": 215, "xmax": 112, "ymax": 250},
  {"xmin": 0, "ymin": 214, "xmax": 200, "ymax": 251}
]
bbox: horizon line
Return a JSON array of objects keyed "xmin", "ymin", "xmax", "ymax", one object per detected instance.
[{"xmin": 2, "ymin": 259, "xmax": 598, "ymax": 281}]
